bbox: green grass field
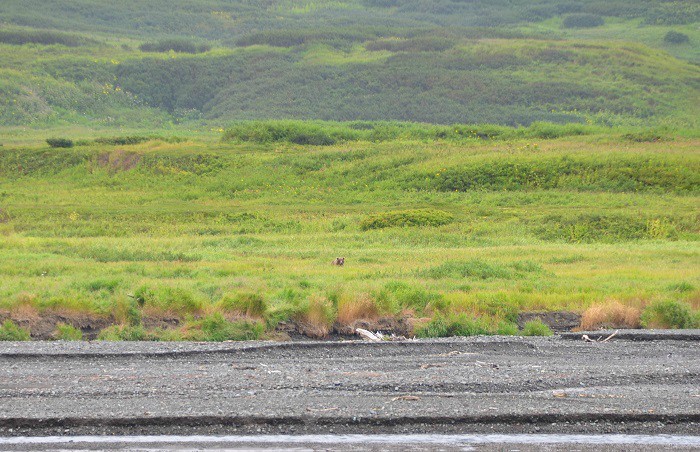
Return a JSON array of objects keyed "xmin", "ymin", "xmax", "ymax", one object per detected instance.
[
  {"xmin": 0, "ymin": 1, "xmax": 698, "ymax": 340},
  {"xmin": 0, "ymin": 122, "xmax": 698, "ymax": 340}
]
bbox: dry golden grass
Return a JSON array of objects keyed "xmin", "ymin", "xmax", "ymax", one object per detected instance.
[
  {"xmin": 297, "ymin": 295, "xmax": 335, "ymax": 338},
  {"xmin": 10, "ymin": 302, "xmax": 40, "ymax": 321},
  {"xmin": 580, "ymin": 300, "xmax": 641, "ymax": 330},
  {"xmin": 686, "ymin": 290, "xmax": 700, "ymax": 310},
  {"xmin": 336, "ymin": 293, "xmax": 379, "ymax": 325}
]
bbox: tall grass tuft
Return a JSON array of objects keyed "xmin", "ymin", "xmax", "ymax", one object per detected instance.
[{"xmin": 580, "ymin": 301, "xmax": 641, "ymax": 330}]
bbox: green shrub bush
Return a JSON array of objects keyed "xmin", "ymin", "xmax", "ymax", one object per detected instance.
[
  {"xmin": 496, "ymin": 321, "xmax": 520, "ymax": 336},
  {"xmin": 0, "ymin": 320, "xmax": 31, "ymax": 341},
  {"xmin": 46, "ymin": 138, "xmax": 74, "ymax": 148},
  {"xmin": 521, "ymin": 319, "xmax": 553, "ymax": 336},
  {"xmin": 416, "ymin": 313, "xmax": 492, "ymax": 338},
  {"xmin": 54, "ymin": 323, "xmax": 83, "ymax": 340},
  {"xmin": 139, "ymin": 39, "xmax": 210, "ymax": 54},
  {"xmin": 360, "ymin": 209, "xmax": 453, "ymax": 230},
  {"xmin": 98, "ymin": 324, "xmax": 149, "ymax": 341},
  {"xmin": 641, "ymin": 300, "xmax": 699, "ymax": 329},
  {"xmin": 94, "ymin": 136, "xmax": 151, "ymax": 146},
  {"xmin": 562, "ymin": 14, "xmax": 604, "ymax": 28},
  {"xmin": 183, "ymin": 313, "xmax": 264, "ymax": 341},
  {"xmin": 0, "ymin": 29, "xmax": 94, "ymax": 46},
  {"xmin": 664, "ymin": 31, "xmax": 690, "ymax": 44},
  {"xmin": 223, "ymin": 121, "xmax": 349, "ymax": 145}
]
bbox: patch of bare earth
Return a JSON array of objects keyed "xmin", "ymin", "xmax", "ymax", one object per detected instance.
[
  {"xmin": 96, "ymin": 149, "xmax": 141, "ymax": 173},
  {"xmin": 517, "ymin": 311, "xmax": 582, "ymax": 332},
  {"xmin": 0, "ymin": 309, "xmax": 112, "ymax": 340}
]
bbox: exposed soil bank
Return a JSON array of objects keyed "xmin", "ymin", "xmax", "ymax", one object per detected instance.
[
  {"xmin": 0, "ymin": 310, "xmax": 584, "ymax": 341},
  {"xmin": 1, "ymin": 336, "xmax": 698, "ymax": 437}
]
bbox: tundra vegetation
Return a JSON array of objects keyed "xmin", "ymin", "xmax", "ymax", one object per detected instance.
[
  {"xmin": 0, "ymin": 1, "xmax": 698, "ymax": 340},
  {"xmin": 0, "ymin": 123, "xmax": 698, "ymax": 340}
]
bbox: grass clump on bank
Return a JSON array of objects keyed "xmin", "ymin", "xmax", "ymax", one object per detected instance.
[
  {"xmin": 641, "ymin": 300, "xmax": 700, "ymax": 329},
  {"xmin": 521, "ymin": 320, "xmax": 554, "ymax": 337},
  {"xmin": 0, "ymin": 320, "xmax": 31, "ymax": 341},
  {"xmin": 53, "ymin": 323, "xmax": 83, "ymax": 340}
]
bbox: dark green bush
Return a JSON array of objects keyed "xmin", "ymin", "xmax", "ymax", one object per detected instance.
[
  {"xmin": 223, "ymin": 121, "xmax": 349, "ymax": 145},
  {"xmin": 664, "ymin": 31, "xmax": 690, "ymax": 44},
  {"xmin": 562, "ymin": 14, "xmax": 604, "ymax": 28},
  {"xmin": 139, "ymin": 39, "xmax": 210, "ymax": 54},
  {"xmin": 0, "ymin": 29, "xmax": 94, "ymax": 46},
  {"xmin": 0, "ymin": 320, "xmax": 31, "ymax": 341},
  {"xmin": 360, "ymin": 209, "xmax": 453, "ymax": 230},
  {"xmin": 641, "ymin": 300, "xmax": 699, "ymax": 329},
  {"xmin": 94, "ymin": 136, "xmax": 151, "ymax": 146},
  {"xmin": 46, "ymin": 138, "xmax": 74, "ymax": 148}
]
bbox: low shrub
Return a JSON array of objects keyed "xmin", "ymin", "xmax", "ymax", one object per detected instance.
[
  {"xmin": 640, "ymin": 300, "xmax": 699, "ymax": 329},
  {"xmin": 54, "ymin": 323, "xmax": 83, "ymax": 341},
  {"xmin": 360, "ymin": 209, "xmax": 453, "ymax": 230},
  {"xmin": 495, "ymin": 321, "xmax": 520, "ymax": 336},
  {"xmin": 580, "ymin": 301, "xmax": 641, "ymax": 330},
  {"xmin": 223, "ymin": 121, "xmax": 348, "ymax": 145},
  {"xmin": 521, "ymin": 319, "xmax": 553, "ymax": 336},
  {"xmin": 622, "ymin": 131, "xmax": 666, "ymax": 142},
  {"xmin": 664, "ymin": 31, "xmax": 690, "ymax": 44},
  {"xmin": 46, "ymin": 138, "xmax": 74, "ymax": 148},
  {"xmin": 562, "ymin": 13, "xmax": 604, "ymax": 28},
  {"xmin": 218, "ymin": 293, "xmax": 267, "ymax": 318},
  {"xmin": 0, "ymin": 29, "xmax": 94, "ymax": 47},
  {"xmin": 415, "ymin": 313, "xmax": 491, "ymax": 338},
  {"xmin": 98, "ymin": 324, "xmax": 149, "ymax": 341},
  {"xmin": 94, "ymin": 136, "xmax": 151, "ymax": 146},
  {"xmin": 0, "ymin": 320, "xmax": 31, "ymax": 341},
  {"xmin": 365, "ymin": 36, "xmax": 454, "ymax": 52},
  {"xmin": 182, "ymin": 313, "xmax": 264, "ymax": 341},
  {"xmin": 139, "ymin": 39, "xmax": 210, "ymax": 54}
]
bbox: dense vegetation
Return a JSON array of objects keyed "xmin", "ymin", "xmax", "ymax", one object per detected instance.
[
  {"xmin": 0, "ymin": 2, "xmax": 698, "ymax": 340},
  {"xmin": 0, "ymin": 0, "xmax": 697, "ymax": 129},
  {"xmin": 0, "ymin": 126, "xmax": 698, "ymax": 340}
]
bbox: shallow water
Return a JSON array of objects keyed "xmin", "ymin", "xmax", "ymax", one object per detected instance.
[{"xmin": 1, "ymin": 433, "xmax": 699, "ymax": 449}]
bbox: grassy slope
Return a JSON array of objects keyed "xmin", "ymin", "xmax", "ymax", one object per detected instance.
[
  {"xmin": 0, "ymin": 128, "xmax": 698, "ymax": 338},
  {"xmin": 0, "ymin": 0, "xmax": 698, "ymax": 129}
]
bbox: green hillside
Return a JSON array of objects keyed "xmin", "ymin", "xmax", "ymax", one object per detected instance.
[{"xmin": 0, "ymin": 0, "xmax": 698, "ymax": 129}]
